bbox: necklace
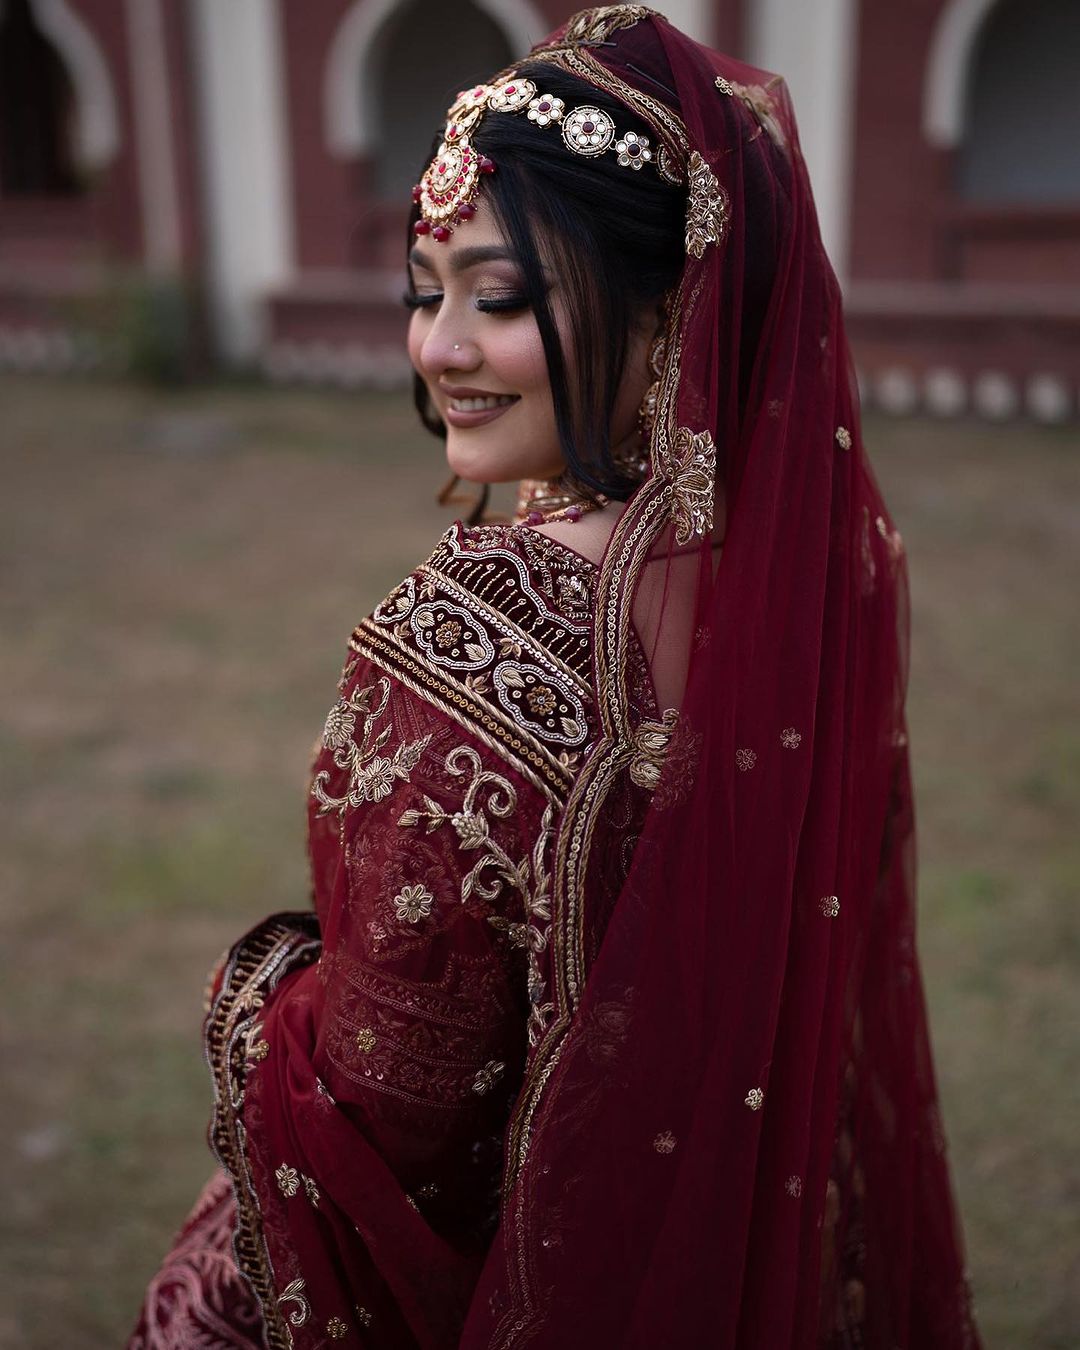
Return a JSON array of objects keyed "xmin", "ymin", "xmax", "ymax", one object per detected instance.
[{"xmin": 515, "ymin": 478, "xmax": 606, "ymax": 526}]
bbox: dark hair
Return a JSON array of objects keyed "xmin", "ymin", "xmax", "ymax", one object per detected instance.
[{"xmin": 408, "ymin": 62, "xmax": 685, "ymax": 502}]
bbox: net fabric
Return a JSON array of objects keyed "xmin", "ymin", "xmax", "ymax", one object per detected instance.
[{"xmin": 458, "ymin": 9, "xmax": 980, "ymax": 1348}]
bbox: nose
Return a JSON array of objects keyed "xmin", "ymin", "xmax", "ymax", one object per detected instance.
[{"xmin": 417, "ymin": 308, "xmax": 481, "ymax": 379}]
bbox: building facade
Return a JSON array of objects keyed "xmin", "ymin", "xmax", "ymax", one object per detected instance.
[{"xmin": 0, "ymin": 0, "xmax": 1077, "ymax": 419}]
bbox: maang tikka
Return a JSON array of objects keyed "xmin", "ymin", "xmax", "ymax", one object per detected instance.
[{"xmin": 413, "ymin": 74, "xmax": 658, "ymax": 241}]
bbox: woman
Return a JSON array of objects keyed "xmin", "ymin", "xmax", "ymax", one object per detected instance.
[{"xmin": 131, "ymin": 7, "xmax": 980, "ymax": 1347}]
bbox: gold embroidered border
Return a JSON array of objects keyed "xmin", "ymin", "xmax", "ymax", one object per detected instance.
[
  {"xmin": 206, "ymin": 912, "xmax": 322, "ymax": 1350},
  {"xmin": 352, "ymin": 620, "xmax": 572, "ymax": 807}
]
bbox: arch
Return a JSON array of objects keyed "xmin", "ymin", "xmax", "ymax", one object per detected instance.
[
  {"xmin": 0, "ymin": 0, "xmax": 120, "ymax": 170},
  {"xmin": 923, "ymin": 0, "xmax": 1001, "ymax": 149},
  {"xmin": 324, "ymin": 0, "xmax": 545, "ymax": 158}
]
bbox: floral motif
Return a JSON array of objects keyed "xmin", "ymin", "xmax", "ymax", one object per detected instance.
[
  {"xmin": 356, "ymin": 1307, "xmax": 374, "ymax": 1327},
  {"xmin": 836, "ymin": 426, "xmax": 853, "ymax": 450},
  {"xmin": 780, "ymin": 727, "xmax": 802, "ymax": 750},
  {"xmin": 736, "ymin": 747, "xmax": 757, "ymax": 772},
  {"xmin": 562, "ymin": 4, "xmax": 653, "ymax": 45},
  {"xmin": 488, "ymin": 78, "xmax": 537, "ymax": 112},
  {"xmin": 322, "ymin": 701, "xmax": 357, "ymax": 751},
  {"xmin": 326, "ymin": 1316, "xmax": 348, "ymax": 1339},
  {"xmin": 394, "ymin": 883, "xmax": 434, "ymax": 923},
  {"xmin": 785, "ymin": 1174, "xmax": 803, "ymax": 1198},
  {"xmin": 714, "ymin": 75, "xmax": 735, "ymax": 96},
  {"xmin": 246, "ymin": 1025, "xmax": 270, "ymax": 1062},
  {"xmin": 526, "ymin": 684, "xmax": 558, "ymax": 715},
  {"xmin": 275, "ymin": 1163, "xmax": 300, "ymax": 1198},
  {"xmin": 745, "ymin": 1087, "xmax": 765, "ymax": 1111},
  {"xmin": 664, "ymin": 426, "xmax": 717, "ymax": 544},
  {"xmin": 302, "ymin": 1173, "xmax": 320, "ymax": 1206},
  {"xmin": 820, "ymin": 894, "xmax": 840, "ymax": 918},
  {"xmin": 653, "ymin": 1130, "xmax": 677, "ymax": 1154},
  {"xmin": 472, "ymin": 1059, "xmax": 506, "ymax": 1094},
  {"xmin": 615, "ymin": 131, "xmax": 652, "ymax": 170},
  {"xmin": 562, "ymin": 106, "xmax": 615, "ymax": 157},
  {"xmin": 731, "ymin": 81, "xmax": 787, "ymax": 149},
  {"xmin": 356, "ymin": 1026, "xmax": 376, "ymax": 1053},
  {"xmin": 685, "ymin": 151, "xmax": 729, "ymax": 259},
  {"xmin": 312, "ymin": 677, "xmax": 431, "ymax": 817},
  {"xmin": 435, "ymin": 619, "xmax": 463, "ymax": 648},
  {"xmin": 628, "ymin": 708, "xmax": 679, "ymax": 792},
  {"xmin": 527, "ymin": 93, "xmax": 564, "ymax": 127}
]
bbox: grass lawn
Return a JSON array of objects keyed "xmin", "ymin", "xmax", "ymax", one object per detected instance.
[{"xmin": 1, "ymin": 374, "xmax": 1077, "ymax": 1347}]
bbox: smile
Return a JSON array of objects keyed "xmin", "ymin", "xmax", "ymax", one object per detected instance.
[{"xmin": 448, "ymin": 394, "xmax": 517, "ymax": 411}]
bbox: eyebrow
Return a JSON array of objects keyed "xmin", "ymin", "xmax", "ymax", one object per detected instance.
[{"xmin": 408, "ymin": 244, "xmax": 524, "ymax": 274}]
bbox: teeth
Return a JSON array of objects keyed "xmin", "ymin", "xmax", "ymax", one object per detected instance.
[{"xmin": 449, "ymin": 395, "xmax": 516, "ymax": 412}]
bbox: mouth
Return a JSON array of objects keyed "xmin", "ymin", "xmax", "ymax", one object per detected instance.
[{"xmin": 442, "ymin": 392, "xmax": 520, "ymax": 428}]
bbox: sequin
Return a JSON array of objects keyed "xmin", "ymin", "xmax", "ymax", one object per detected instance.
[
  {"xmin": 326, "ymin": 1317, "xmax": 348, "ymax": 1339},
  {"xmin": 356, "ymin": 1027, "xmax": 376, "ymax": 1053}
]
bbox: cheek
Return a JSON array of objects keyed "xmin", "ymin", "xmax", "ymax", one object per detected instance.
[
  {"xmin": 406, "ymin": 312, "xmax": 425, "ymax": 373},
  {"xmin": 487, "ymin": 317, "xmax": 549, "ymax": 396}
]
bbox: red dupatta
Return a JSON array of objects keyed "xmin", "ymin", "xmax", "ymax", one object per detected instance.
[{"xmin": 455, "ymin": 9, "xmax": 981, "ymax": 1348}]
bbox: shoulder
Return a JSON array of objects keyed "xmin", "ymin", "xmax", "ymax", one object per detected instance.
[{"xmin": 349, "ymin": 520, "xmax": 601, "ymax": 803}]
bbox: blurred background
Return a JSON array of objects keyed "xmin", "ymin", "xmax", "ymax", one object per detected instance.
[{"xmin": 0, "ymin": 0, "xmax": 1077, "ymax": 1346}]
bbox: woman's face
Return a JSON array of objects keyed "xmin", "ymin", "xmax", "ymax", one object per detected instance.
[{"xmin": 406, "ymin": 210, "xmax": 653, "ymax": 485}]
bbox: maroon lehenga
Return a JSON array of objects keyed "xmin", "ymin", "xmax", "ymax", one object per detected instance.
[
  {"xmin": 133, "ymin": 7, "xmax": 980, "ymax": 1348},
  {"xmin": 131, "ymin": 522, "xmax": 658, "ymax": 1348}
]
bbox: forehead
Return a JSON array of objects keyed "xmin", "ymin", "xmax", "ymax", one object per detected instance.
[{"xmin": 410, "ymin": 210, "xmax": 511, "ymax": 269}]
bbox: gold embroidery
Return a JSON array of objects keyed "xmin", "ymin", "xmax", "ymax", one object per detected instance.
[
  {"xmin": 526, "ymin": 684, "xmax": 557, "ymax": 715},
  {"xmin": 302, "ymin": 1173, "xmax": 320, "ymax": 1206},
  {"xmin": 780, "ymin": 727, "xmax": 802, "ymax": 750},
  {"xmin": 312, "ymin": 677, "xmax": 431, "ymax": 817},
  {"xmin": 393, "ymin": 883, "xmax": 434, "ymax": 923},
  {"xmin": 277, "ymin": 1278, "xmax": 310, "ymax": 1328},
  {"xmin": 836, "ymin": 426, "xmax": 852, "ymax": 450},
  {"xmin": 356, "ymin": 1306, "xmax": 374, "ymax": 1327},
  {"xmin": 667, "ymin": 426, "xmax": 717, "ymax": 543},
  {"xmin": 653, "ymin": 1130, "xmax": 677, "ymax": 1154},
  {"xmin": 735, "ymin": 747, "xmax": 757, "ymax": 772},
  {"xmin": 731, "ymin": 80, "xmax": 787, "ymax": 149},
  {"xmin": 472, "ymin": 1059, "xmax": 507, "ymax": 1094},
  {"xmin": 785, "ymin": 1174, "xmax": 803, "ymax": 1198},
  {"xmin": 820, "ymin": 895, "xmax": 840, "ymax": 918},
  {"xmin": 685, "ymin": 151, "xmax": 729, "ymax": 259},
  {"xmin": 714, "ymin": 75, "xmax": 734, "ymax": 96},
  {"xmin": 562, "ymin": 4, "xmax": 655, "ymax": 45},
  {"xmin": 745, "ymin": 1087, "xmax": 765, "ymax": 1111},
  {"xmin": 326, "ymin": 1316, "xmax": 348, "ymax": 1339},
  {"xmin": 275, "ymin": 1163, "xmax": 300, "ymax": 1198},
  {"xmin": 628, "ymin": 708, "xmax": 679, "ymax": 792},
  {"xmin": 355, "ymin": 1026, "xmax": 376, "ymax": 1052}
]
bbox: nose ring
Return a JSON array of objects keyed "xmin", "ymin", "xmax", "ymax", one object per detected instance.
[{"xmin": 453, "ymin": 343, "xmax": 462, "ymax": 351}]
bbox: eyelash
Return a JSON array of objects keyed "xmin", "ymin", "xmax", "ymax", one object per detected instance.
[{"xmin": 401, "ymin": 291, "xmax": 529, "ymax": 314}]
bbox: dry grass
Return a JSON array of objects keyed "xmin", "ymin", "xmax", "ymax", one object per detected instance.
[{"xmin": 0, "ymin": 374, "xmax": 1077, "ymax": 1347}]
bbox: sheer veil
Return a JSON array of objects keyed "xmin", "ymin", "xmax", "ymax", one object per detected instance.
[{"xmin": 458, "ymin": 9, "xmax": 980, "ymax": 1347}]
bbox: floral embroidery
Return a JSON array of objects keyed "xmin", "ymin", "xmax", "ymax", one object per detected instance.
[
  {"xmin": 731, "ymin": 80, "xmax": 787, "ymax": 149},
  {"xmin": 563, "ymin": 4, "xmax": 653, "ymax": 46},
  {"xmin": 653, "ymin": 1130, "xmax": 677, "ymax": 1154},
  {"xmin": 785, "ymin": 1174, "xmax": 803, "ymax": 1198},
  {"xmin": 275, "ymin": 1163, "xmax": 300, "ymax": 1198},
  {"xmin": 836, "ymin": 426, "xmax": 852, "ymax": 450},
  {"xmin": 736, "ymin": 747, "xmax": 757, "ymax": 772},
  {"xmin": 714, "ymin": 75, "xmax": 734, "ymax": 96},
  {"xmin": 435, "ymin": 619, "xmax": 463, "ymax": 648},
  {"xmin": 780, "ymin": 727, "xmax": 802, "ymax": 749},
  {"xmin": 472, "ymin": 1059, "xmax": 506, "ymax": 1095},
  {"xmin": 393, "ymin": 883, "xmax": 435, "ymax": 923},
  {"xmin": 312, "ymin": 677, "xmax": 431, "ymax": 817},
  {"xmin": 326, "ymin": 1316, "xmax": 348, "ymax": 1339},
  {"xmin": 685, "ymin": 151, "xmax": 729, "ymax": 259},
  {"xmin": 400, "ymin": 750, "xmax": 556, "ymax": 1046},
  {"xmin": 277, "ymin": 1277, "xmax": 310, "ymax": 1327},
  {"xmin": 527, "ymin": 93, "xmax": 564, "ymax": 127},
  {"xmin": 820, "ymin": 895, "xmax": 840, "ymax": 918},
  {"xmin": 615, "ymin": 131, "xmax": 652, "ymax": 169},
  {"xmin": 302, "ymin": 1173, "xmax": 320, "ymax": 1206},
  {"xmin": 666, "ymin": 426, "xmax": 716, "ymax": 543},
  {"xmin": 356, "ymin": 1306, "xmax": 374, "ymax": 1327},
  {"xmin": 526, "ymin": 684, "xmax": 558, "ymax": 715},
  {"xmin": 745, "ymin": 1087, "xmax": 765, "ymax": 1111},
  {"xmin": 356, "ymin": 1027, "xmax": 376, "ymax": 1053},
  {"xmin": 628, "ymin": 708, "xmax": 679, "ymax": 792}
]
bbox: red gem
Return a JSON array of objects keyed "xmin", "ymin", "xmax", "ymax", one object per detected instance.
[
  {"xmin": 526, "ymin": 510, "xmax": 544, "ymax": 526},
  {"xmin": 582, "ymin": 120, "xmax": 595, "ymax": 133},
  {"xmin": 538, "ymin": 100, "xmax": 551, "ymax": 112},
  {"xmin": 432, "ymin": 225, "xmax": 451, "ymax": 243},
  {"xmin": 458, "ymin": 202, "xmax": 476, "ymax": 220},
  {"xmin": 411, "ymin": 183, "xmax": 422, "ymax": 201},
  {"xmin": 437, "ymin": 161, "xmax": 446, "ymax": 174},
  {"xmin": 565, "ymin": 505, "xmax": 583, "ymax": 521},
  {"xmin": 413, "ymin": 220, "xmax": 431, "ymax": 235},
  {"xmin": 506, "ymin": 85, "xmax": 516, "ymax": 94},
  {"xmin": 480, "ymin": 157, "xmax": 495, "ymax": 174}
]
